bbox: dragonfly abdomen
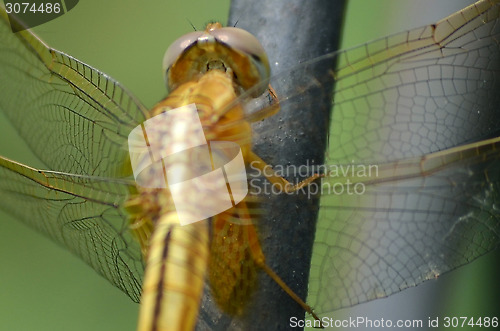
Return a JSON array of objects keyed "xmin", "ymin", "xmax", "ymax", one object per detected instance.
[
  {"xmin": 133, "ymin": 64, "xmax": 256, "ymax": 330},
  {"xmin": 137, "ymin": 213, "xmax": 209, "ymax": 331}
]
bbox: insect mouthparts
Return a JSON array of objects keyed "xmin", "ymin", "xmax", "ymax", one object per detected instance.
[{"xmin": 207, "ymin": 60, "xmax": 227, "ymax": 72}]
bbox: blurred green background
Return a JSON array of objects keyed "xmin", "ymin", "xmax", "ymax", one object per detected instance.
[{"xmin": 0, "ymin": 0, "xmax": 497, "ymax": 330}]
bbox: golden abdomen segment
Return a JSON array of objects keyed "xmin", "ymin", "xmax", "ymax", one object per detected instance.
[
  {"xmin": 137, "ymin": 214, "xmax": 209, "ymax": 331},
  {"xmin": 133, "ymin": 69, "xmax": 252, "ymax": 330}
]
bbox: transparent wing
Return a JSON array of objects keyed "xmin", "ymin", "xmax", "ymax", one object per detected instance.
[
  {"xmin": 303, "ymin": 0, "xmax": 500, "ymax": 313},
  {"xmin": 0, "ymin": 156, "xmax": 144, "ymax": 302},
  {"xmin": 0, "ymin": 7, "xmax": 146, "ymax": 301},
  {"xmin": 0, "ymin": 7, "xmax": 148, "ymax": 177},
  {"xmin": 310, "ymin": 137, "xmax": 500, "ymax": 312},
  {"xmin": 328, "ymin": 0, "xmax": 500, "ymax": 163}
]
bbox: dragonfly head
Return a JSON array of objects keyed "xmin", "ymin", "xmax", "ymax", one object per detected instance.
[{"xmin": 163, "ymin": 23, "xmax": 270, "ymax": 97}]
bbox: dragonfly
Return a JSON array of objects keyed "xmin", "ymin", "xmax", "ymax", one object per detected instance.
[{"xmin": 0, "ymin": 1, "xmax": 499, "ymax": 331}]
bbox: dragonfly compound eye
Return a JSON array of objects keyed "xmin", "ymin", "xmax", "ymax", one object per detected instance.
[{"xmin": 163, "ymin": 25, "xmax": 270, "ymax": 97}]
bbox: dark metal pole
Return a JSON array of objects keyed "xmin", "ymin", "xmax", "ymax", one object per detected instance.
[{"xmin": 197, "ymin": 0, "xmax": 346, "ymax": 330}]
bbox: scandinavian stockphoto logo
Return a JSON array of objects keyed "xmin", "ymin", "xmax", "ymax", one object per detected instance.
[{"xmin": 128, "ymin": 104, "xmax": 248, "ymax": 226}]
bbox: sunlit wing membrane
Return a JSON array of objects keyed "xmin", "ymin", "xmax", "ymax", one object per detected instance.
[
  {"xmin": 311, "ymin": 136, "xmax": 500, "ymax": 312},
  {"xmin": 0, "ymin": 7, "xmax": 146, "ymax": 302},
  {"xmin": 0, "ymin": 156, "xmax": 144, "ymax": 301},
  {"xmin": 305, "ymin": 0, "xmax": 500, "ymax": 313},
  {"xmin": 329, "ymin": 0, "xmax": 500, "ymax": 162},
  {"xmin": 0, "ymin": 8, "xmax": 147, "ymax": 177}
]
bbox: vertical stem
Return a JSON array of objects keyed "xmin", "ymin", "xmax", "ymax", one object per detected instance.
[{"xmin": 197, "ymin": 0, "xmax": 346, "ymax": 330}]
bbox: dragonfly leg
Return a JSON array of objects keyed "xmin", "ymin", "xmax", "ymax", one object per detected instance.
[
  {"xmin": 246, "ymin": 84, "xmax": 281, "ymax": 123},
  {"xmin": 248, "ymin": 151, "xmax": 323, "ymax": 193},
  {"xmin": 248, "ymin": 238, "xmax": 324, "ymax": 327},
  {"xmin": 260, "ymin": 262, "xmax": 324, "ymax": 327}
]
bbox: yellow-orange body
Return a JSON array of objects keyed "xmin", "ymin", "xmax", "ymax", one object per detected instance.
[{"xmin": 128, "ymin": 69, "xmax": 265, "ymax": 331}]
